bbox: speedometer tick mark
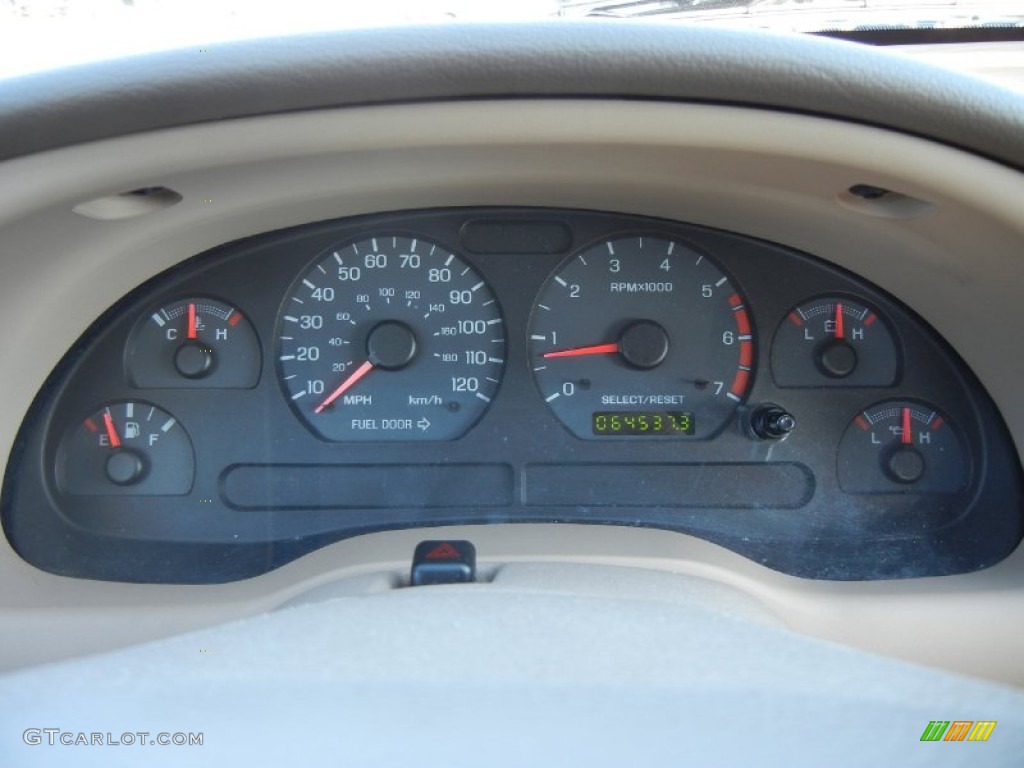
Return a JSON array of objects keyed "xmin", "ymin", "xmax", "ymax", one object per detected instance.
[
  {"xmin": 333, "ymin": 252, "xmax": 343, "ymax": 265},
  {"xmin": 606, "ymin": 242, "xmax": 615, "ymax": 255},
  {"xmin": 472, "ymin": 281, "xmax": 484, "ymax": 292},
  {"xmin": 715, "ymin": 277, "xmax": 728, "ymax": 287},
  {"xmin": 302, "ymin": 279, "xmax": 316, "ymax": 289},
  {"xmin": 284, "ymin": 315, "xmax": 298, "ymax": 323},
  {"xmin": 486, "ymin": 318, "xmax": 502, "ymax": 325},
  {"xmin": 291, "ymin": 297, "xmax": 304, "ymax": 304},
  {"xmin": 545, "ymin": 392, "xmax": 561, "ymax": 402},
  {"xmin": 291, "ymin": 391, "xmax": 307, "ymax": 401},
  {"xmin": 475, "ymin": 393, "xmax": 491, "ymax": 403},
  {"xmin": 554, "ymin": 277, "xmax": 567, "ymax": 287},
  {"xmin": 317, "ymin": 265, "xmax": 326, "ymax": 274},
  {"xmin": 461, "ymin": 267, "xmax": 470, "ymax": 276}
]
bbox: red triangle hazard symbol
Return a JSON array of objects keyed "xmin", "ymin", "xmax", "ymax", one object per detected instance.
[{"xmin": 425, "ymin": 542, "xmax": 460, "ymax": 560}]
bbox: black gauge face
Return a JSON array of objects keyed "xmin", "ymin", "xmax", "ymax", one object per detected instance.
[
  {"xmin": 278, "ymin": 235, "xmax": 505, "ymax": 441},
  {"xmin": 838, "ymin": 400, "xmax": 968, "ymax": 493},
  {"xmin": 127, "ymin": 297, "xmax": 261, "ymax": 388},
  {"xmin": 57, "ymin": 401, "xmax": 195, "ymax": 495},
  {"xmin": 772, "ymin": 296, "xmax": 898, "ymax": 387},
  {"xmin": 528, "ymin": 235, "xmax": 754, "ymax": 439}
]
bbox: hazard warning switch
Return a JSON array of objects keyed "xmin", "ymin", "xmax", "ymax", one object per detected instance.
[{"xmin": 410, "ymin": 540, "xmax": 477, "ymax": 586}]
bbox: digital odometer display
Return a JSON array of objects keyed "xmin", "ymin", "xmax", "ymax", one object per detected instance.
[{"xmin": 592, "ymin": 411, "xmax": 695, "ymax": 436}]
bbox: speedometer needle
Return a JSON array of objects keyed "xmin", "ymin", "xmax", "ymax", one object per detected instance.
[
  {"xmin": 543, "ymin": 342, "xmax": 620, "ymax": 359},
  {"xmin": 314, "ymin": 360, "xmax": 375, "ymax": 414}
]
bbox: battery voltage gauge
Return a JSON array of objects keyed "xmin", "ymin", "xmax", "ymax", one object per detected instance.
[{"xmin": 772, "ymin": 297, "xmax": 898, "ymax": 387}]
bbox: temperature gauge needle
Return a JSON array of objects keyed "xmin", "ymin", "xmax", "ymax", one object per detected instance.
[
  {"xmin": 901, "ymin": 407, "xmax": 913, "ymax": 445},
  {"xmin": 543, "ymin": 342, "xmax": 620, "ymax": 359},
  {"xmin": 102, "ymin": 411, "xmax": 121, "ymax": 448},
  {"xmin": 834, "ymin": 302, "xmax": 845, "ymax": 339},
  {"xmin": 187, "ymin": 302, "xmax": 197, "ymax": 340},
  {"xmin": 314, "ymin": 360, "xmax": 375, "ymax": 414}
]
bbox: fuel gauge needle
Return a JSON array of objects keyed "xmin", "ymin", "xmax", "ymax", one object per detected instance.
[
  {"xmin": 543, "ymin": 342, "xmax": 620, "ymax": 359},
  {"xmin": 102, "ymin": 411, "xmax": 121, "ymax": 448},
  {"xmin": 314, "ymin": 360, "xmax": 375, "ymax": 414}
]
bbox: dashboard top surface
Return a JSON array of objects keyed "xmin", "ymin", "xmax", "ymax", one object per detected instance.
[{"xmin": 1, "ymin": 23, "xmax": 1023, "ymax": 169}]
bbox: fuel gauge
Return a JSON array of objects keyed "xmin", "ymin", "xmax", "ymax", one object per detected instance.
[
  {"xmin": 772, "ymin": 297, "xmax": 898, "ymax": 387},
  {"xmin": 837, "ymin": 400, "xmax": 969, "ymax": 493},
  {"xmin": 57, "ymin": 401, "xmax": 195, "ymax": 495},
  {"xmin": 127, "ymin": 297, "xmax": 261, "ymax": 388}
]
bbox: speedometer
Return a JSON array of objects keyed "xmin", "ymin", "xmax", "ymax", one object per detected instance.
[
  {"xmin": 278, "ymin": 235, "xmax": 505, "ymax": 441},
  {"xmin": 528, "ymin": 234, "xmax": 754, "ymax": 439}
]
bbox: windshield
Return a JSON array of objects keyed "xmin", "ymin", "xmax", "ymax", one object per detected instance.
[{"xmin": 1, "ymin": 0, "xmax": 1022, "ymax": 79}]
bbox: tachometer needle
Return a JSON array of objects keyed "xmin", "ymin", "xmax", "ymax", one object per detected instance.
[
  {"xmin": 834, "ymin": 302, "xmax": 845, "ymax": 339},
  {"xmin": 187, "ymin": 302, "xmax": 197, "ymax": 340},
  {"xmin": 102, "ymin": 411, "xmax": 121, "ymax": 448},
  {"xmin": 543, "ymin": 342, "xmax": 620, "ymax": 359},
  {"xmin": 314, "ymin": 360, "xmax": 375, "ymax": 414},
  {"xmin": 901, "ymin": 407, "xmax": 912, "ymax": 445}
]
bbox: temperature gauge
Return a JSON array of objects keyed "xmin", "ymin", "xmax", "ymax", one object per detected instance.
[
  {"xmin": 57, "ymin": 401, "xmax": 195, "ymax": 495},
  {"xmin": 837, "ymin": 400, "xmax": 968, "ymax": 493},
  {"xmin": 127, "ymin": 297, "xmax": 261, "ymax": 387},
  {"xmin": 772, "ymin": 297, "xmax": 898, "ymax": 387}
]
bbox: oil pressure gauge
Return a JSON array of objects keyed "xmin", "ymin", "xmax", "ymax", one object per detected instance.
[
  {"xmin": 837, "ymin": 400, "xmax": 969, "ymax": 494},
  {"xmin": 127, "ymin": 297, "xmax": 261, "ymax": 388},
  {"xmin": 772, "ymin": 297, "xmax": 898, "ymax": 387}
]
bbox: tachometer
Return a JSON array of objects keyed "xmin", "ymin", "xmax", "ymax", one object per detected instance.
[
  {"xmin": 278, "ymin": 235, "xmax": 505, "ymax": 441},
  {"xmin": 528, "ymin": 235, "xmax": 754, "ymax": 439}
]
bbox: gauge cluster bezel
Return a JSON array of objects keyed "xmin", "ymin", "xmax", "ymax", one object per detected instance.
[{"xmin": 2, "ymin": 208, "xmax": 1020, "ymax": 583}]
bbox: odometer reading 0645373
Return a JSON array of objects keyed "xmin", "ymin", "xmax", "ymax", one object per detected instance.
[
  {"xmin": 529, "ymin": 235, "xmax": 754, "ymax": 440},
  {"xmin": 277, "ymin": 235, "xmax": 505, "ymax": 441}
]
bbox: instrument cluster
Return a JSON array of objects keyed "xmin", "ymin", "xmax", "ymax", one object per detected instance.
[{"xmin": 3, "ymin": 208, "xmax": 1020, "ymax": 583}]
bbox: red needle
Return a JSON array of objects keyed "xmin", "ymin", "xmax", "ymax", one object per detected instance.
[
  {"xmin": 102, "ymin": 411, "xmax": 121, "ymax": 448},
  {"xmin": 187, "ymin": 302, "xmax": 197, "ymax": 340},
  {"xmin": 834, "ymin": 302, "xmax": 845, "ymax": 339},
  {"xmin": 901, "ymin": 407, "xmax": 912, "ymax": 445},
  {"xmin": 314, "ymin": 360, "xmax": 375, "ymax": 414},
  {"xmin": 543, "ymin": 342, "xmax": 620, "ymax": 359}
]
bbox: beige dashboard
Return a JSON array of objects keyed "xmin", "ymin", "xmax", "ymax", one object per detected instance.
[{"xmin": 1, "ymin": 99, "xmax": 1023, "ymax": 685}]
